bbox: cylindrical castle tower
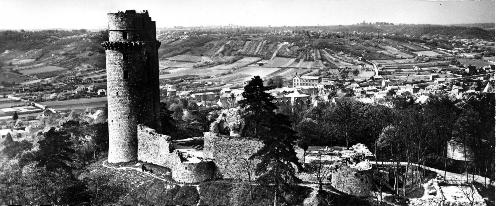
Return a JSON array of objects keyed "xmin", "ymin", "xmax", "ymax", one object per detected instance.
[{"xmin": 102, "ymin": 10, "xmax": 161, "ymax": 163}]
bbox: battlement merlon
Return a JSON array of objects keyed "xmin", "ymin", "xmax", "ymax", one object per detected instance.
[
  {"xmin": 108, "ymin": 10, "xmax": 150, "ymax": 18},
  {"xmin": 107, "ymin": 10, "xmax": 155, "ymax": 32}
]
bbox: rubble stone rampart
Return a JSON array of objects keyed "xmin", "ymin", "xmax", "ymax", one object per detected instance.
[
  {"xmin": 137, "ymin": 125, "xmax": 214, "ymax": 183},
  {"xmin": 204, "ymin": 132, "xmax": 263, "ymax": 181},
  {"xmin": 330, "ymin": 165, "xmax": 372, "ymax": 197}
]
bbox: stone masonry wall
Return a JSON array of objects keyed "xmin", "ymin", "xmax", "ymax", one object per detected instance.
[
  {"xmin": 330, "ymin": 165, "xmax": 372, "ymax": 197},
  {"xmin": 203, "ymin": 132, "xmax": 263, "ymax": 181},
  {"xmin": 172, "ymin": 161, "xmax": 216, "ymax": 183},
  {"xmin": 137, "ymin": 125, "xmax": 215, "ymax": 183},
  {"xmin": 105, "ymin": 10, "xmax": 160, "ymax": 163},
  {"xmin": 106, "ymin": 49, "xmax": 138, "ymax": 163},
  {"xmin": 137, "ymin": 124, "xmax": 173, "ymax": 166}
]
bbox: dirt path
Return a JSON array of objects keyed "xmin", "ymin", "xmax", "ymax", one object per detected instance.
[{"xmin": 372, "ymin": 161, "xmax": 492, "ymax": 185}]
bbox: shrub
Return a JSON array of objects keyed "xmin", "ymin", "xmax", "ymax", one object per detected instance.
[
  {"xmin": 198, "ymin": 181, "xmax": 232, "ymax": 205},
  {"xmin": 229, "ymin": 182, "xmax": 273, "ymax": 206},
  {"xmin": 173, "ymin": 186, "xmax": 199, "ymax": 205}
]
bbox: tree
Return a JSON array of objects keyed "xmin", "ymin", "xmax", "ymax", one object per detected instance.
[
  {"xmin": 239, "ymin": 76, "xmax": 277, "ymax": 138},
  {"xmin": 12, "ymin": 111, "xmax": 18, "ymax": 121},
  {"xmin": 308, "ymin": 153, "xmax": 335, "ymax": 192},
  {"xmin": 240, "ymin": 76, "xmax": 302, "ymax": 205},
  {"xmin": 453, "ymin": 107, "xmax": 480, "ymax": 181},
  {"xmin": 159, "ymin": 102, "xmax": 177, "ymax": 136},
  {"xmin": 169, "ymin": 103, "xmax": 183, "ymax": 121},
  {"xmin": 422, "ymin": 95, "xmax": 458, "ymax": 167},
  {"xmin": 330, "ymin": 98, "xmax": 362, "ymax": 147},
  {"xmin": 352, "ymin": 68, "xmax": 360, "ymax": 76},
  {"xmin": 339, "ymin": 69, "xmax": 349, "ymax": 79},
  {"xmin": 266, "ymin": 76, "xmax": 284, "ymax": 89},
  {"xmin": 252, "ymin": 114, "xmax": 303, "ymax": 206},
  {"xmin": 296, "ymin": 118, "xmax": 321, "ymax": 159},
  {"xmin": 34, "ymin": 128, "xmax": 75, "ymax": 173},
  {"xmin": 2, "ymin": 139, "xmax": 32, "ymax": 159}
]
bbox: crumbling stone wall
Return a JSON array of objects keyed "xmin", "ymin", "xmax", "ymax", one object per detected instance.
[
  {"xmin": 209, "ymin": 108, "xmax": 244, "ymax": 137},
  {"xmin": 204, "ymin": 132, "xmax": 263, "ymax": 181},
  {"xmin": 330, "ymin": 165, "xmax": 372, "ymax": 197},
  {"xmin": 137, "ymin": 124, "xmax": 173, "ymax": 166},
  {"xmin": 172, "ymin": 161, "xmax": 216, "ymax": 183},
  {"xmin": 137, "ymin": 125, "xmax": 214, "ymax": 183}
]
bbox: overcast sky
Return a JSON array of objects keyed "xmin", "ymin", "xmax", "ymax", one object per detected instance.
[{"xmin": 0, "ymin": 0, "xmax": 494, "ymax": 30}]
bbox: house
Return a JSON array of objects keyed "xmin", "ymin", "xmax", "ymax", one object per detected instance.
[
  {"xmin": 293, "ymin": 75, "xmax": 320, "ymax": 87},
  {"xmin": 167, "ymin": 88, "xmax": 177, "ymax": 97},
  {"xmin": 482, "ymin": 82, "xmax": 494, "ymax": 93},
  {"xmin": 220, "ymin": 88, "xmax": 231, "ymax": 95},
  {"xmin": 191, "ymin": 92, "xmax": 216, "ymax": 102},
  {"xmin": 164, "ymin": 84, "xmax": 176, "ymax": 91},
  {"xmin": 97, "ymin": 89, "xmax": 106, "ymax": 96},
  {"xmin": 284, "ymin": 89, "xmax": 311, "ymax": 106}
]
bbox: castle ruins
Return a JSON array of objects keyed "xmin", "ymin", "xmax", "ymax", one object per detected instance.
[{"xmin": 101, "ymin": 11, "xmax": 374, "ymax": 195}]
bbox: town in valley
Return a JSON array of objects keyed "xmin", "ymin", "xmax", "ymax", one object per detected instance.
[{"xmin": 0, "ymin": 1, "xmax": 495, "ymax": 205}]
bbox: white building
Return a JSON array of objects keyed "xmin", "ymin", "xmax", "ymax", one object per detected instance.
[{"xmin": 293, "ymin": 75, "xmax": 320, "ymax": 87}]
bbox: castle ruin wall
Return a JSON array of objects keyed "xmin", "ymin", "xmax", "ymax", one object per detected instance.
[
  {"xmin": 203, "ymin": 132, "xmax": 263, "ymax": 181},
  {"xmin": 137, "ymin": 125, "xmax": 215, "ymax": 183},
  {"xmin": 330, "ymin": 165, "xmax": 372, "ymax": 197}
]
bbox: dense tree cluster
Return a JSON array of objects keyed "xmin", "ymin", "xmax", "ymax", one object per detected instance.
[
  {"xmin": 0, "ymin": 117, "xmax": 111, "ymax": 205},
  {"xmin": 288, "ymin": 94, "xmax": 494, "ymax": 181}
]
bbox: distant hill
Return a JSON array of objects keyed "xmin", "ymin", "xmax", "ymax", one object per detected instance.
[
  {"xmin": 324, "ymin": 24, "xmax": 495, "ymax": 40},
  {"xmin": 0, "ymin": 30, "xmax": 107, "ymax": 69},
  {"xmin": 449, "ymin": 23, "xmax": 495, "ymax": 30},
  {"xmin": 0, "ymin": 24, "xmax": 492, "ymax": 86},
  {"xmin": 0, "ymin": 30, "xmax": 107, "ymax": 84}
]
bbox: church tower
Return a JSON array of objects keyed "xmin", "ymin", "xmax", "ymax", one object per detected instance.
[{"xmin": 102, "ymin": 10, "xmax": 161, "ymax": 163}]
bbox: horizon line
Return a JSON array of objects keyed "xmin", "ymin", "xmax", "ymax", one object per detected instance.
[{"xmin": 0, "ymin": 22, "xmax": 494, "ymax": 31}]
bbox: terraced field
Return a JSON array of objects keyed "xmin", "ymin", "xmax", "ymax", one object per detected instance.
[
  {"xmin": 18, "ymin": 65, "xmax": 68, "ymax": 75},
  {"xmin": 204, "ymin": 66, "xmax": 281, "ymax": 85},
  {"xmin": 42, "ymin": 97, "xmax": 107, "ymax": 110}
]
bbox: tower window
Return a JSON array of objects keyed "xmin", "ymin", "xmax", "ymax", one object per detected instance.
[
  {"xmin": 123, "ymin": 70, "xmax": 129, "ymax": 80},
  {"xmin": 123, "ymin": 31, "xmax": 128, "ymax": 40}
]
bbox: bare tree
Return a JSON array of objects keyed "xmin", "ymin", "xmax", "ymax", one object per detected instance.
[
  {"xmin": 460, "ymin": 185, "xmax": 477, "ymax": 206},
  {"xmin": 309, "ymin": 153, "xmax": 335, "ymax": 192}
]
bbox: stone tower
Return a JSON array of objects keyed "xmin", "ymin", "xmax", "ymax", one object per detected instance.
[{"xmin": 102, "ymin": 10, "xmax": 161, "ymax": 163}]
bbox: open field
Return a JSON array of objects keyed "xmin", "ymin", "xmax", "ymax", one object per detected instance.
[
  {"xmin": 18, "ymin": 65, "xmax": 68, "ymax": 75},
  {"xmin": 204, "ymin": 66, "xmax": 281, "ymax": 84},
  {"xmin": 238, "ymin": 66, "xmax": 280, "ymax": 79},
  {"xmin": 160, "ymin": 61, "xmax": 197, "ymax": 69},
  {"xmin": 269, "ymin": 68, "xmax": 314, "ymax": 80},
  {"xmin": 208, "ymin": 57, "xmax": 261, "ymax": 70},
  {"xmin": 263, "ymin": 57, "xmax": 295, "ymax": 68},
  {"xmin": 42, "ymin": 97, "xmax": 107, "ymax": 110},
  {"xmin": 0, "ymin": 101, "xmax": 26, "ymax": 109},
  {"xmin": 0, "ymin": 69, "xmax": 32, "ymax": 84},
  {"xmin": 165, "ymin": 54, "xmax": 203, "ymax": 62},
  {"xmin": 159, "ymin": 57, "xmax": 262, "ymax": 79},
  {"xmin": 159, "ymin": 67, "xmax": 227, "ymax": 79},
  {"xmin": 413, "ymin": 51, "xmax": 441, "ymax": 57}
]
